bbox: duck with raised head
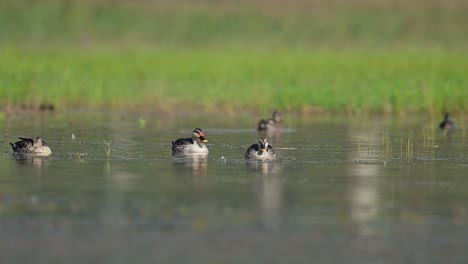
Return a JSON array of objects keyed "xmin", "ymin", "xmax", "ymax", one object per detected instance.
[
  {"xmin": 172, "ymin": 128, "xmax": 209, "ymax": 155},
  {"xmin": 257, "ymin": 110, "xmax": 282, "ymax": 133},
  {"xmin": 439, "ymin": 113, "xmax": 455, "ymax": 132},
  {"xmin": 245, "ymin": 138, "xmax": 275, "ymax": 161},
  {"xmin": 10, "ymin": 137, "xmax": 52, "ymax": 157}
]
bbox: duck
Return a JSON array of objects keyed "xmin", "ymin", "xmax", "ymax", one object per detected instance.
[
  {"xmin": 172, "ymin": 128, "xmax": 209, "ymax": 155},
  {"xmin": 257, "ymin": 110, "xmax": 282, "ymax": 133},
  {"xmin": 10, "ymin": 137, "xmax": 52, "ymax": 157},
  {"xmin": 439, "ymin": 112, "xmax": 455, "ymax": 131},
  {"xmin": 245, "ymin": 138, "xmax": 275, "ymax": 161}
]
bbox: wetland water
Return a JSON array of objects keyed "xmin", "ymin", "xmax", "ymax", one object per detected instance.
[{"xmin": 0, "ymin": 112, "xmax": 467, "ymax": 263}]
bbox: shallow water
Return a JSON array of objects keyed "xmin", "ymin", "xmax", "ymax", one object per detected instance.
[{"xmin": 0, "ymin": 112, "xmax": 467, "ymax": 263}]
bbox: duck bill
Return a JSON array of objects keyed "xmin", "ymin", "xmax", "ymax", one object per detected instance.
[{"xmin": 200, "ymin": 136, "xmax": 208, "ymax": 143}]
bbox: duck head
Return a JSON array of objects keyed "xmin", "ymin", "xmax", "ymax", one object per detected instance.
[
  {"xmin": 272, "ymin": 111, "xmax": 282, "ymax": 123},
  {"xmin": 444, "ymin": 112, "xmax": 452, "ymax": 122},
  {"xmin": 258, "ymin": 119, "xmax": 268, "ymax": 131},
  {"xmin": 258, "ymin": 138, "xmax": 269, "ymax": 154},
  {"xmin": 33, "ymin": 137, "xmax": 45, "ymax": 147},
  {"xmin": 193, "ymin": 128, "xmax": 208, "ymax": 143}
]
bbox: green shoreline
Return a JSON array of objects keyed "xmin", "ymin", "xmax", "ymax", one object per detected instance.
[
  {"xmin": 2, "ymin": 0, "xmax": 468, "ymax": 114},
  {"xmin": 1, "ymin": 48, "xmax": 467, "ymax": 114}
]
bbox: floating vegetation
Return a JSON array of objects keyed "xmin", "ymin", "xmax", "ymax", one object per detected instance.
[{"xmin": 72, "ymin": 152, "xmax": 87, "ymax": 163}]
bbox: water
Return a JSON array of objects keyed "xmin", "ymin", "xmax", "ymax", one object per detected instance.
[{"xmin": 1, "ymin": 112, "xmax": 467, "ymax": 263}]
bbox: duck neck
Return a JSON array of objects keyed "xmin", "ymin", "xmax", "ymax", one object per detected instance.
[{"xmin": 192, "ymin": 137, "xmax": 203, "ymax": 147}]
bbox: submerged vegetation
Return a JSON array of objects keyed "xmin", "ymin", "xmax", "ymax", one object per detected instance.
[{"xmin": 1, "ymin": 0, "xmax": 467, "ymax": 113}]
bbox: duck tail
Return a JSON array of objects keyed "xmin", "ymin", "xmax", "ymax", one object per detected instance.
[{"xmin": 10, "ymin": 143, "xmax": 16, "ymax": 152}]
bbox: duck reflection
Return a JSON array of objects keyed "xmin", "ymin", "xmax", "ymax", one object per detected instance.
[
  {"xmin": 246, "ymin": 160, "xmax": 276, "ymax": 175},
  {"xmin": 348, "ymin": 165, "xmax": 379, "ymax": 225},
  {"xmin": 348, "ymin": 128, "xmax": 381, "ymax": 236},
  {"xmin": 257, "ymin": 111, "xmax": 283, "ymax": 142},
  {"xmin": 172, "ymin": 154, "xmax": 208, "ymax": 177},
  {"xmin": 14, "ymin": 156, "xmax": 50, "ymax": 170},
  {"xmin": 248, "ymin": 161, "xmax": 283, "ymax": 230},
  {"xmin": 172, "ymin": 154, "xmax": 208, "ymax": 189}
]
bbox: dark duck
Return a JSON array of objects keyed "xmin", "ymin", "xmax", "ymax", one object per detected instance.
[{"xmin": 439, "ymin": 113, "xmax": 455, "ymax": 132}]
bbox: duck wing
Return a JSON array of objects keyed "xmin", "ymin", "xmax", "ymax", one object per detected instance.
[
  {"xmin": 172, "ymin": 138, "xmax": 194, "ymax": 151},
  {"xmin": 18, "ymin": 137, "xmax": 34, "ymax": 144},
  {"xmin": 172, "ymin": 138, "xmax": 193, "ymax": 146},
  {"xmin": 267, "ymin": 145, "xmax": 275, "ymax": 156},
  {"xmin": 245, "ymin": 144, "xmax": 259, "ymax": 158},
  {"xmin": 10, "ymin": 138, "xmax": 33, "ymax": 153}
]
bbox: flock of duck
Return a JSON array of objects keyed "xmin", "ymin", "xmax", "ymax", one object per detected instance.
[
  {"xmin": 171, "ymin": 111, "xmax": 281, "ymax": 161},
  {"xmin": 8, "ymin": 111, "xmax": 283, "ymax": 161},
  {"xmin": 9, "ymin": 111, "xmax": 455, "ymax": 160}
]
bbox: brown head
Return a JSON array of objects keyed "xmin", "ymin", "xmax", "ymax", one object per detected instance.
[
  {"xmin": 272, "ymin": 111, "xmax": 282, "ymax": 123},
  {"xmin": 257, "ymin": 119, "xmax": 268, "ymax": 132},
  {"xmin": 33, "ymin": 137, "xmax": 44, "ymax": 147}
]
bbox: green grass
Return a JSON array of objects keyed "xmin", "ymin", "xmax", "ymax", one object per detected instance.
[
  {"xmin": 1, "ymin": 0, "xmax": 467, "ymax": 113},
  {"xmin": 1, "ymin": 48, "xmax": 467, "ymax": 113},
  {"xmin": 1, "ymin": 0, "xmax": 468, "ymax": 49}
]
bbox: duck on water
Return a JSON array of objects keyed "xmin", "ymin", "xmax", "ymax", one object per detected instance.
[
  {"xmin": 257, "ymin": 111, "xmax": 282, "ymax": 133},
  {"xmin": 245, "ymin": 138, "xmax": 275, "ymax": 161},
  {"xmin": 172, "ymin": 128, "xmax": 209, "ymax": 155},
  {"xmin": 439, "ymin": 112, "xmax": 455, "ymax": 132},
  {"xmin": 10, "ymin": 137, "xmax": 52, "ymax": 157}
]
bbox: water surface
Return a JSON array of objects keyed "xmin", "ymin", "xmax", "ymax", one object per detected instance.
[{"xmin": 0, "ymin": 112, "xmax": 467, "ymax": 263}]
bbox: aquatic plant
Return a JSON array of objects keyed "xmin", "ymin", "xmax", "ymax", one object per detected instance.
[
  {"xmin": 138, "ymin": 118, "xmax": 147, "ymax": 129},
  {"xmin": 460, "ymin": 113, "xmax": 466, "ymax": 142},
  {"xmin": 103, "ymin": 140, "xmax": 112, "ymax": 159},
  {"xmin": 356, "ymin": 136, "xmax": 361, "ymax": 159},
  {"xmin": 407, "ymin": 130, "xmax": 413, "ymax": 161},
  {"xmin": 400, "ymin": 136, "xmax": 404, "ymax": 161},
  {"xmin": 382, "ymin": 130, "xmax": 392, "ymax": 158}
]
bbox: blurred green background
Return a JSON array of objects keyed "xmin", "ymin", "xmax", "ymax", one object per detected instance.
[{"xmin": 1, "ymin": 0, "xmax": 467, "ymax": 113}]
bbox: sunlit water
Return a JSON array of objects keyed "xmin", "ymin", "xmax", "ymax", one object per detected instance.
[{"xmin": 0, "ymin": 112, "xmax": 467, "ymax": 263}]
